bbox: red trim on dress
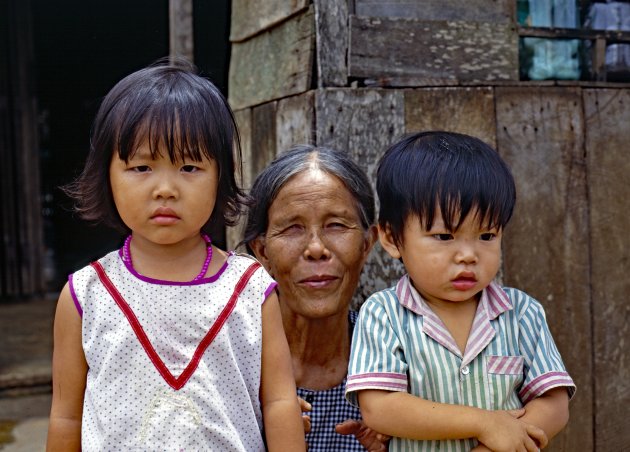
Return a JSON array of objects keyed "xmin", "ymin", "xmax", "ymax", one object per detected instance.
[{"xmin": 91, "ymin": 261, "xmax": 260, "ymax": 390}]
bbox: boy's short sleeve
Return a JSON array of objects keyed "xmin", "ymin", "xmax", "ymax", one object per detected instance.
[
  {"xmin": 345, "ymin": 290, "xmax": 408, "ymax": 407},
  {"xmin": 509, "ymin": 288, "xmax": 576, "ymax": 403}
]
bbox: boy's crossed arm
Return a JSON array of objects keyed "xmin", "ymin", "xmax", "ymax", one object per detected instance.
[{"xmin": 358, "ymin": 389, "xmax": 547, "ymax": 452}]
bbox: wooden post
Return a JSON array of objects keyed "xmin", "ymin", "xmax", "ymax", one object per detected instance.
[{"xmin": 169, "ymin": 0, "xmax": 194, "ymax": 62}]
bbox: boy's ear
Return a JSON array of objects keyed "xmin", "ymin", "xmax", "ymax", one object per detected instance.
[
  {"xmin": 378, "ymin": 224, "xmax": 402, "ymax": 259},
  {"xmin": 248, "ymin": 237, "xmax": 272, "ymax": 274}
]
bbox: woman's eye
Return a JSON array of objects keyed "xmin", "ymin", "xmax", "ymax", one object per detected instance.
[
  {"xmin": 181, "ymin": 165, "xmax": 199, "ymax": 173},
  {"xmin": 433, "ymin": 233, "xmax": 453, "ymax": 241},
  {"xmin": 480, "ymin": 233, "xmax": 496, "ymax": 241},
  {"xmin": 326, "ymin": 222, "xmax": 348, "ymax": 230}
]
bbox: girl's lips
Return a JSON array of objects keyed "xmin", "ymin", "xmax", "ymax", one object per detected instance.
[{"xmin": 150, "ymin": 207, "xmax": 180, "ymax": 225}]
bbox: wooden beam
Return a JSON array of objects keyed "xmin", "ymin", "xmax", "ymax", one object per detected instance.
[
  {"xmin": 348, "ymin": 16, "xmax": 519, "ymax": 85},
  {"xmin": 230, "ymin": 0, "xmax": 309, "ymax": 42},
  {"xmin": 169, "ymin": 0, "xmax": 194, "ymax": 62}
]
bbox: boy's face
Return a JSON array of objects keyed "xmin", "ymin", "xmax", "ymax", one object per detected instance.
[{"xmin": 379, "ymin": 208, "xmax": 502, "ymax": 309}]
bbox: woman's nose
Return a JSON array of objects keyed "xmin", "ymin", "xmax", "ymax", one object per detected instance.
[{"xmin": 302, "ymin": 230, "xmax": 331, "ymax": 260}]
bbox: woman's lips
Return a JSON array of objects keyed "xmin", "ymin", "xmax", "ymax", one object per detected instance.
[{"xmin": 299, "ymin": 275, "xmax": 338, "ymax": 289}]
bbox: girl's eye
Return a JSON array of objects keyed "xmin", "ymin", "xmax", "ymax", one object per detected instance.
[
  {"xmin": 181, "ymin": 165, "xmax": 199, "ymax": 173},
  {"xmin": 132, "ymin": 165, "xmax": 151, "ymax": 173},
  {"xmin": 480, "ymin": 233, "xmax": 496, "ymax": 241},
  {"xmin": 433, "ymin": 233, "xmax": 453, "ymax": 241}
]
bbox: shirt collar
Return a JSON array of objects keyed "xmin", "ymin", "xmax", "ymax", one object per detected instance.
[{"xmin": 395, "ymin": 274, "xmax": 513, "ymax": 320}]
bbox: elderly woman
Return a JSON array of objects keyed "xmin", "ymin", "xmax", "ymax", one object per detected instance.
[{"xmin": 243, "ymin": 145, "xmax": 387, "ymax": 451}]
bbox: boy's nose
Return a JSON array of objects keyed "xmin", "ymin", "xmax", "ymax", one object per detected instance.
[{"xmin": 455, "ymin": 243, "xmax": 478, "ymax": 264}]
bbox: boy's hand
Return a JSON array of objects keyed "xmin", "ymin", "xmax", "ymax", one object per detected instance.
[
  {"xmin": 336, "ymin": 419, "xmax": 390, "ymax": 451},
  {"xmin": 477, "ymin": 409, "xmax": 548, "ymax": 452}
]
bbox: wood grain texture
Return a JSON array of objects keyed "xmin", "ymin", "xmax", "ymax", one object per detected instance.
[
  {"xmin": 228, "ymin": 7, "xmax": 315, "ymax": 109},
  {"xmin": 230, "ymin": 0, "xmax": 309, "ymax": 42},
  {"xmin": 276, "ymin": 91, "xmax": 315, "ymax": 152},
  {"xmin": 315, "ymin": 88, "xmax": 406, "ymax": 306},
  {"xmin": 405, "ymin": 87, "xmax": 496, "ymax": 147},
  {"xmin": 314, "ymin": 0, "xmax": 348, "ymax": 87},
  {"xmin": 583, "ymin": 88, "xmax": 630, "ymax": 452},
  {"xmin": 495, "ymin": 87, "xmax": 592, "ymax": 452},
  {"xmin": 348, "ymin": 15, "xmax": 519, "ymax": 85},
  {"xmin": 355, "ymin": 0, "xmax": 514, "ymax": 24}
]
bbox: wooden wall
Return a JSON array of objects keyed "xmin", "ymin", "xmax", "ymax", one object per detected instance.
[{"xmin": 228, "ymin": 1, "xmax": 630, "ymax": 449}]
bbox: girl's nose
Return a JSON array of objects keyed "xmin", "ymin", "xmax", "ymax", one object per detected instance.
[
  {"xmin": 302, "ymin": 230, "xmax": 331, "ymax": 261},
  {"xmin": 152, "ymin": 174, "xmax": 178, "ymax": 200}
]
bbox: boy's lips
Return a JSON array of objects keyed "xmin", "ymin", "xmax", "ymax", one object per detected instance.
[{"xmin": 452, "ymin": 272, "xmax": 477, "ymax": 291}]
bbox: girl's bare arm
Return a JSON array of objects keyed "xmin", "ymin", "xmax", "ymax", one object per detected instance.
[
  {"xmin": 260, "ymin": 292, "xmax": 306, "ymax": 451},
  {"xmin": 46, "ymin": 284, "xmax": 87, "ymax": 452}
]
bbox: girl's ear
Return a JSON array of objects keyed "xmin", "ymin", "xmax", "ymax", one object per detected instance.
[
  {"xmin": 249, "ymin": 237, "xmax": 272, "ymax": 274},
  {"xmin": 378, "ymin": 224, "xmax": 402, "ymax": 259}
]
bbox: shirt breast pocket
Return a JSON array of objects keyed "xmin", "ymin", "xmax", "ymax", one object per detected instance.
[{"xmin": 487, "ymin": 355, "xmax": 525, "ymax": 410}]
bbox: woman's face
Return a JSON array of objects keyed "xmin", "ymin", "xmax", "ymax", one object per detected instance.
[{"xmin": 251, "ymin": 169, "xmax": 376, "ymax": 319}]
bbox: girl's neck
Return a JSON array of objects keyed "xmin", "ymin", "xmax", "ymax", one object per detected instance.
[
  {"xmin": 124, "ymin": 233, "xmax": 218, "ymax": 282},
  {"xmin": 282, "ymin": 309, "xmax": 351, "ymax": 390}
]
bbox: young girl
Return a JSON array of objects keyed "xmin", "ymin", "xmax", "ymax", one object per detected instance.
[{"xmin": 47, "ymin": 60, "xmax": 305, "ymax": 451}]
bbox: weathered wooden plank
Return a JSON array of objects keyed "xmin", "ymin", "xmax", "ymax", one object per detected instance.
[
  {"xmin": 276, "ymin": 91, "xmax": 315, "ymax": 152},
  {"xmin": 228, "ymin": 7, "xmax": 315, "ymax": 110},
  {"xmin": 251, "ymin": 101, "xmax": 279, "ymax": 184},
  {"xmin": 404, "ymin": 87, "xmax": 496, "ymax": 148},
  {"xmin": 314, "ymin": 0, "xmax": 348, "ymax": 87},
  {"xmin": 315, "ymin": 88, "xmax": 406, "ymax": 306},
  {"xmin": 495, "ymin": 87, "xmax": 592, "ymax": 452},
  {"xmin": 348, "ymin": 15, "xmax": 519, "ymax": 85},
  {"xmin": 584, "ymin": 88, "xmax": 630, "ymax": 452},
  {"xmin": 230, "ymin": 0, "xmax": 309, "ymax": 42},
  {"xmin": 355, "ymin": 0, "xmax": 514, "ymax": 24}
]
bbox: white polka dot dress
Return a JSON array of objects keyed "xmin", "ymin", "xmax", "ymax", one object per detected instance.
[{"xmin": 69, "ymin": 249, "xmax": 275, "ymax": 451}]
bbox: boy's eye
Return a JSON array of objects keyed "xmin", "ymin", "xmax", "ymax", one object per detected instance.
[
  {"xmin": 181, "ymin": 165, "xmax": 199, "ymax": 173},
  {"xmin": 480, "ymin": 233, "xmax": 496, "ymax": 241},
  {"xmin": 433, "ymin": 233, "xmax": 453, "ymax": 241}
]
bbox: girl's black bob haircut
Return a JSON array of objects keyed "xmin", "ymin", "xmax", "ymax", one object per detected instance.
[
  {"xmin": 64, "ymin": 57, "xmax": 245, "ymax": 233},
  {"xmin": 377, "ymin": 131, "xmax": 516, "ymax": 247}
]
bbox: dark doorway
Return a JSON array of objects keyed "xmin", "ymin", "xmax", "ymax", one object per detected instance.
[{"xmin": 32, "ymin": 0, "xmax": 231, "ymax": 290}]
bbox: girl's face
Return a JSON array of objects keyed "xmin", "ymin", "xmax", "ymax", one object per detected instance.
[
  {"xmin": 109, "ymin": 140, "xmax": 219, "ymax": 246},
  {"xmin": 251, "ymin": 169, "xmax": 376, "ymax": 320},
  {"xmin": 379, "ymin": 207, "xmax": 502, "ymax": 310}
]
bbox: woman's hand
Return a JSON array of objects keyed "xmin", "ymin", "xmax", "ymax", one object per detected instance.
[
  {"xmin": 298, "ymin": 397, "xmax": 312, "ymax": 433},
  {"xmin": 336, "ymin": 419, "xmax": 390, "ymax": 452}
]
